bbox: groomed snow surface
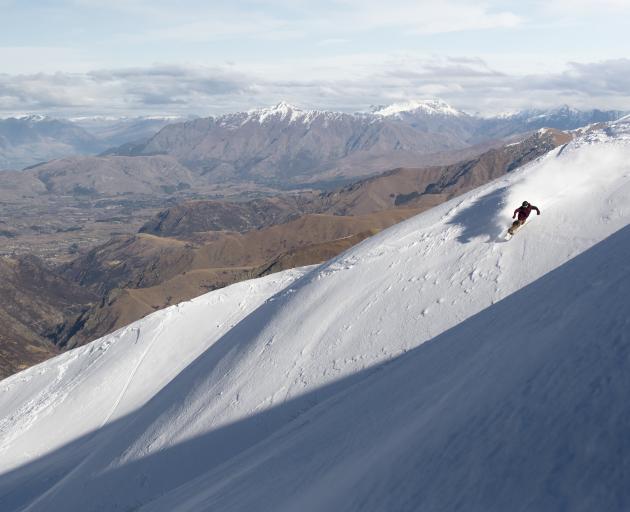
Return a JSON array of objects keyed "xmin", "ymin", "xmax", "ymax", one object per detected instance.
[{"xmin": 1, "ymin": 118, "xmax": 630, "ymax": 511}]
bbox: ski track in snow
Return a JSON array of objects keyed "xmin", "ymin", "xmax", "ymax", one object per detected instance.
[
  {"xmin": 100, "ymin": 315, "xmax": 168, "ymax": 427},
  {"xmin": 1, "ymin": 118, "xmax": 630, "ymax": 511}
]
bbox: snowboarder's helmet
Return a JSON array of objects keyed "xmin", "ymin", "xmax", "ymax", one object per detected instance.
[{"xmin": 522, "ymin": 201, "xmax": 529, "ymax": 207}]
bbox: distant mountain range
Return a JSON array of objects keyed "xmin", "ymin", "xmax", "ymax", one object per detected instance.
[
  {"xmin": 0, "ymin": 115, "xmax": 183, "ymax": 171},
  {"xmin": 115, "ymin": 100, "xmax": 476, "ymax": 186},
  {"xmin": 0, "ymin": 115, "xmax": 101, "ymax": 171},
  {"xmin": 479, "ymin": 105, "xmax": 628, "ymax": 137},
  {"xmin": 1, "ymin": 102, "xmax": 625, "ymax": 183},
  {"xmin": 72, "ymin": 116, "xmax": 186, "ymax": 148},
  {"xmin": 112, "ymin": 101, "xmax": 627, "ymax": 188}
]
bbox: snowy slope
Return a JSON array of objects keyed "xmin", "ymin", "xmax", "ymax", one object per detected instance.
[
  {"xmin": 0, "ymin": 271, "xmax": 308, "ymax": 476},
  {"xmin": 1, "ymin": 118, "xmax": 630, "ymax": 511}
]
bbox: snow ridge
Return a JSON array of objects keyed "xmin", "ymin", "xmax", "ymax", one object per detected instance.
[
  {"xmin": 373, "ymin": 99, "xmax": 466, "ymax": 118},
  {"xmin": 1, "ymin": 117, "xmax": 630, "ymax": 511},
  {"xmin": 215, "ymin": 98, "xmax": 465, "ymax": 128}
]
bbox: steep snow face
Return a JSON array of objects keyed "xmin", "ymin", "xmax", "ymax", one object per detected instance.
[
  {"xmin": 0, "ymin": 269, "xmax": 308, "ymax": 471},
  {"xmin": 1, "ymin": 118, "xmax": 630, "ymax": 511}
]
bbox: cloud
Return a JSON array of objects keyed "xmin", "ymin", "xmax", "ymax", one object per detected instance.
[
  {"xmin": 1, "ymin": 58, "xmax": 629, "ymax": 117},
  {"xmin": 0, "ymin": 66, "xmax": 251, "ymax": 115},
  {"xmin": 524, "ymin": 59, "xmax": 630, "ymax": 97}
]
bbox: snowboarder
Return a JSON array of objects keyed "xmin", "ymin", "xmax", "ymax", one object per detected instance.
[{"xmin": 508, "ymin": 201, "xmax": 540, "ymax": 235}]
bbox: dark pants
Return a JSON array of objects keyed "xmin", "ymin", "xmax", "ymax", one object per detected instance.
[{"xmin": 509, "ymin": 219, "xmax": 525, "ymax": 233}]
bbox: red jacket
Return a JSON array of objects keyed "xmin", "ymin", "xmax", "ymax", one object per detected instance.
[{"xmin": 513, "ymin": 204, "xmax": 540, "ymax": 221}]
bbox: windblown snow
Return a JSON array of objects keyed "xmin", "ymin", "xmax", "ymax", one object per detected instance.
[{"xmin": 1, "ymin": 118, "xmax": 630, "ymax": 511}]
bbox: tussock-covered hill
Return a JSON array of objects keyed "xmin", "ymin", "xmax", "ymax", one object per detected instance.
[
  {"xmin": 0, "ymin": 255, "xmax": 96, "ymax": 378},
  {"xmin": 140, "ymin": 128, "xmax": 567, "ymax": 237}
]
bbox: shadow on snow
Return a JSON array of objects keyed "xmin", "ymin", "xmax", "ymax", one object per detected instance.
[
  {"xmin": 447, "ymin": 187, "xmax": 509, "ymax": 243},
  {"xmin": 2, "ymin": 226, "xmax": 630, "ymax": 511}
]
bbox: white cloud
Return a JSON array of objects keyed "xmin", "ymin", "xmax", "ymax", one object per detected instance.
[
  {"xmin": 0, "ymin": 65, "xmax": 251, "ymax": 116},
  {"xmin": 1, "ymin": 57, "xmax": 629, "ymax": 117}
]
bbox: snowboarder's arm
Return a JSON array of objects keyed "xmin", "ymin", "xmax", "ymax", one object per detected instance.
[
  {"xmin": 533, "ymin": 206, "xmax": 540, "ymax": 215},
  {"xmin": 513, "ymin": 208, "xmax": 519, "ymax": 219}
]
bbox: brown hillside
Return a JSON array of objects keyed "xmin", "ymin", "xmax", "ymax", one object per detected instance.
[
  {"xmin": 141, "ymin": 129, "xmax": 567, "ymax": 237},
  {"xmin": 2, "ymin": 130, "xmax": 569, "ymax": 376},
  {"xmin": 63, "ymin": 210, "xmax": 419, "ymax": 347},
  {"xmin": 0, "ymin": 255, "xmax": 96, "ymax": 378}
]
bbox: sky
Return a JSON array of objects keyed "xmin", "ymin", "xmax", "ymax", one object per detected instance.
[{"xmin": 1, "ymin": 0, "xmax": 630, "ymax": 117}]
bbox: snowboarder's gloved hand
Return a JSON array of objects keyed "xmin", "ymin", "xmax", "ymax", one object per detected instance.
[{"xmin": 537, "ymin": 211, "xmax": 541, "ymax": 215}]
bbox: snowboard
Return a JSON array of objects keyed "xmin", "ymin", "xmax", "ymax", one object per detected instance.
[{"xmin": 504, "ymin": 220, "xmax": 527, "ymax": 240}]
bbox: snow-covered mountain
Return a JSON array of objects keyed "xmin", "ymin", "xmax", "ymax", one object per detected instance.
[
  {"xmin": 123, "ymin": 101, "xmax": 474, "ymax": 186},
  {"xmin": 1, "ymin": 117, "xmax": 629, "ymax": 510},
  {"xmin": 373, "ymin": 98, "xmax": 468, "ymax": 118},
  {"xmin": 371, "ymin": 99, "xmax": 480, "ymax": 148},
  {"xmin": 112, "ymin": 100, "xmax": 627, "ymax": 188},
  {"xmin": 3, "ymin": 101, "xmax": 624, "ymax": 184},
  {"xmin": 480, "ymin": 105, "xmax": 627, "ymax": 138}
]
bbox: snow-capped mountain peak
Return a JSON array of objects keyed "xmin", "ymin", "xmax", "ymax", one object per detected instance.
[
  {"xmin": 16, "ymin": 114, "xmax": 50, "ymax": 123},
  {"xmin": 247, "ymin": 101, "xmax": 308, "ymax": 123},
  {"xmin": 374, "ymin": 99, "xmax": 466, "ymax": 118}
]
